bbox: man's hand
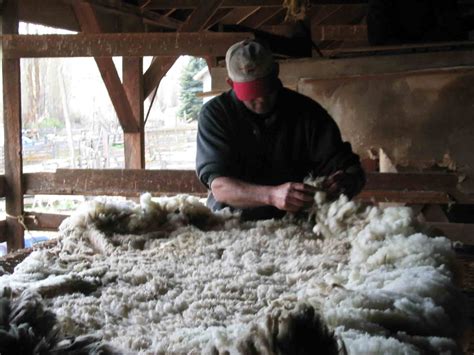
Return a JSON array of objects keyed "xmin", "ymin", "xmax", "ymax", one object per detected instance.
[
  {"xmin": 269, "ymin": 182, "xmax": 316, "ymax": 213},
  {"xmin": 323, "ymin": 169, "xmax": 363, "ymax": 199}
]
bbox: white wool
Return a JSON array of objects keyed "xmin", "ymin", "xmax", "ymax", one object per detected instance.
[
  {"xmin": 0, "ymin": 192, "xmax": 466, "ymax": 353},
  {"xmin": 338, "ymin": 329, "xmax": 421, "ymax": 355}
]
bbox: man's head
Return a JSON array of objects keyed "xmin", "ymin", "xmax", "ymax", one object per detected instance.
[{"xmin": 225, "ymin": 39, "xmax": 280, "ymax": 114}]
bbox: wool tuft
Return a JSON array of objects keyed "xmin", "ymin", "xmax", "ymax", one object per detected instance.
[{"xmin": 0, "ymin": 191, "xmax": 468, "ymax": 354}]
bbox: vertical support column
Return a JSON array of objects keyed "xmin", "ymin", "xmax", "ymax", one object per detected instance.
[
  {"xmin": 123, "ymin": 57, "xmax": 145, "ymax": 169},
  {"xmin": 2, "ymin": 0, "xmax": 24, "ymax": 251}
]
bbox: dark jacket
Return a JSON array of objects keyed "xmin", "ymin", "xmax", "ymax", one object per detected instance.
[{"xmin": 196, "ymin": 86, "xmax": 363, "ymax": 220}]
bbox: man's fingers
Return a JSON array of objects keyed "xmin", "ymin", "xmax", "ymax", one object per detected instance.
[
  {"xmin": 290, "ymin": 183, "xmax": 317, "ymax": 195},
  {"xmin": 290, "ymin": 190, "xmax": 314, "ymax": 203},
  {"xmin": 283, "ymin": 198, "xmax": 304, "ymax": 212}
]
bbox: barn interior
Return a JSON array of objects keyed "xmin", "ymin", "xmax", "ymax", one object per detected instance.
[{"xmin": 0, "ymin": 0, "xmax": 474, "ymax": 353}]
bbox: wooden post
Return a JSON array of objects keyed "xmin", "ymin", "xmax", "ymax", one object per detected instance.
[
  {"xmin": 123, "ymin": 57, "xmax": 145, "ymax": 169},
  {"xmin": 2, "ymin": 0, "xmax": 24, "ymax": 251}
]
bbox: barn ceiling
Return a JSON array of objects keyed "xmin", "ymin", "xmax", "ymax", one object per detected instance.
[
  {"xmin": 12, "ymin": 0, "xmax": 474, "ymax": 62},
  {"xmin": 16, "ymin": 0, "xmax": 372, "ymax": 59}
]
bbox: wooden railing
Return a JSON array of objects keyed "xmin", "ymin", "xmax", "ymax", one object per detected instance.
[{"xmin": 1, "ymin": 170, "xmax": 474, "ymax": 246}]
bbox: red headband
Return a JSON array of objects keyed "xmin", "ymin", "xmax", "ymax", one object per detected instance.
[{"xmin": 231, "ymin": 74, "xmax": 278, "ymax": 101}]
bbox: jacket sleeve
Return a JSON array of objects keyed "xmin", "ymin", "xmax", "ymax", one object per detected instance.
[
  {"xmin": 195, "ymin": 100, "xmax": 235, "ymax": 189},
  {"xmin": 308, "ymin": 105, "xmax": 366, "ymax": 196}
]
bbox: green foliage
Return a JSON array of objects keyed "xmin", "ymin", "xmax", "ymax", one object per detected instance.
[
  {"xmin": 177, "ymin": 57, "xmax": 207, "ymax": 122},
  {"xmin": 39, "ymin": 116, "xmax": 64, "ymax": 130}
]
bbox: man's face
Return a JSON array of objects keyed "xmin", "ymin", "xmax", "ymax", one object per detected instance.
[{"xmin": 242, "ymin": 91, "xmax": 278, "ymax": 115}]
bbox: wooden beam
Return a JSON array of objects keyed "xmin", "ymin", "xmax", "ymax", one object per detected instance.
[
  {"xmin": 421, "ymin": 204, "xmax": 450, "ymax": 223},
  {"xmin": 72, "ymin": 3, "xmax": 139, "ymax": 133},
  {"xmin": 322, "ymin": 40, "xmax": 474, "ymax": 58},
  {"xmin": 24, "ymin": 170, "xmax": 208, "ymax": 196},
  {"xmin": 123, "ymin": 57, "xmax": 145, "ymax": 168},
  {"xmin": 361, "ymin": 173, "xmax": 474, "ymax": 204},
  {"xmin": 22, "ymin": 170, "xmax": 474, "ymax": 203},
  {"xmin": 95, "ymin": 57, "xmax": 140, "ymax": 132},
  {"xmin": 365, "ymin": 173, "xmax": 459, "ymax": 191},
  {"xmin": 24, "ymin": 212, "xmax": 68, "ymax": 231},
  {"xmin": 144, "ymin": 0, "xmax": 229, "ymax": 99},
  {"xmin": 2, "ymin": 0, "xmax": 25, "ymax": 252},
  {"xmin": 427, "ymin": 222, "xmax": 474, "ymax": 245},
  {"xmin": 312, "ymin": 24, "xmax": 367, "ymax": 41},
  {"xmin": 356, "ymin": 190, "xmax": 453, "ymax": 204},
  {"xmin": 2, "ymin": 32, "xmax": 253, "ymax": 58},
  {"xmin": 0, "ymin": 220, "xmax": 6, "ymax": 243},
  {"xmin": 0, "ymin": 175, "xmax": 5, "ymax": 198},
  {"xmin": 222, "ymin": 24, "xmax": 312, "ymax": 57},
  {"xmin": 144, "ymin": 56, "xmax": 176, "ymax": 99}
]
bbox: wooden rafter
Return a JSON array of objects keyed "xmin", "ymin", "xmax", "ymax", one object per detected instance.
[
  {"xmin": 1, "ymin": 32, "xmax": 253, "ymax": 58},
  {"xmin": 179, "ymin": 0, "xmax": 224, "ymax": 31},
  {"xmin": 67, "ymin": 0, "xmax": 182, "ymax": 29},
  {"xmin": 239, "ymin": 7, "xmax": 284, "ymax": 28},
  {"xmin": 72, "ymin": 2, "xmax": 139, "ymax": 133},
  {"xmin": 202, "ymin": 8, "xmax": 233, "ymax": 30},
  {"xmin": 218, "ymin": 7, "xmax": 261, "ymax": 25},
  {"xmin": 143, "ymin": 0, "xmax": 284, "ymax": 9}
]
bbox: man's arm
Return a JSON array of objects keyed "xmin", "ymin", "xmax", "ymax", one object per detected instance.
[
  {"xmin": 211, "ymin": 177, "xmax": 315, "ymax": 213},
  {"xmin": 306, "ymin": 104, "xmax": 366, "ymax": 198}
]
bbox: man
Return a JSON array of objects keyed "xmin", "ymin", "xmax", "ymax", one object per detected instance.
[{"xmin": 196, "ymin": 39, "xmax": 365, "ymax": 220}]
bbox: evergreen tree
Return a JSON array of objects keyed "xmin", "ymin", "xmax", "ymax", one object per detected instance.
[{"xmin": 177, "ymin": 57, "xmax": 207, "ymax": 122}]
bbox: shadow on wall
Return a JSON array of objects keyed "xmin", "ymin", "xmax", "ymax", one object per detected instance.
[{"xmin": 298, "ymin": 68, "xmax": 474, "ymax": 192}]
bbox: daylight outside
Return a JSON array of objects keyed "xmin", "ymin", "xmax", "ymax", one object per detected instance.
[{"xmin": 0, "ymin": 23, "xmax": 212, "ymax": 254}]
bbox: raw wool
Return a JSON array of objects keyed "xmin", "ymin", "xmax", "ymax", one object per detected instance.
[
  {"xmin": 0, "ymin": 191, "xmax": 467, "ymax": 354},
  {"xmin": 0, "ymin": 288, "xmax": 117, "ymax": 354},
  {"xmin": 226, "ymin": 303, "xmax": 340, "ymax": 355},
  {"xmin": 303, "ymin": 181, "xmax": 467, "ymax": 352}
]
